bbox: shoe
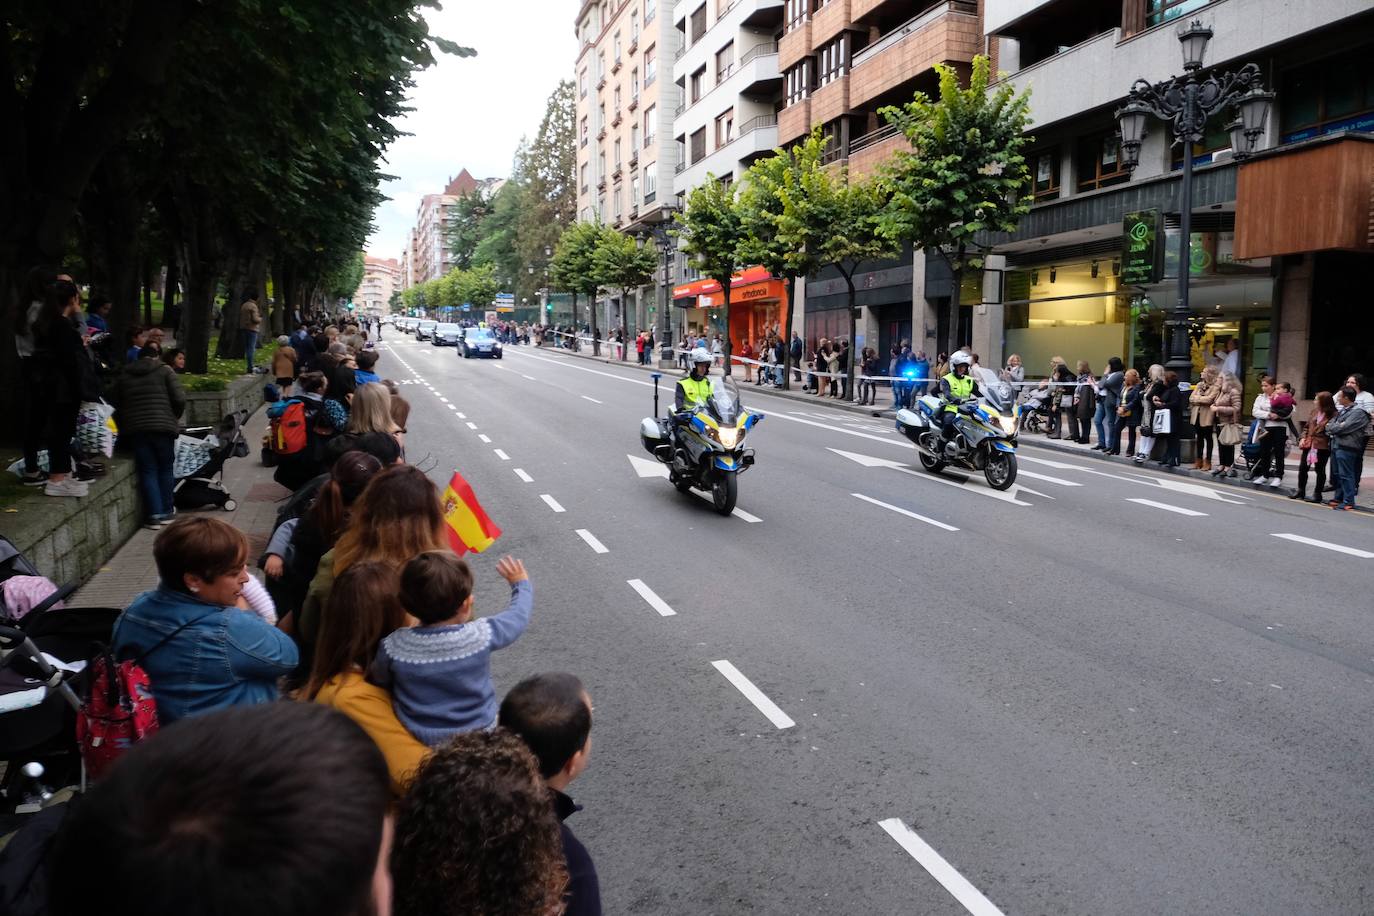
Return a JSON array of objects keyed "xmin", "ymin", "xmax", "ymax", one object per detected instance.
[
  {"xmin": 1252, "ymin": 477, "xmax": 1267, "ymax": 487},
  {"xmin": 1104, "ymin": 450, "xmax": 1119, "ymax": 456},
  {"xmin": 44, "ymin": 478, "xmax": 89, "ymax": 498},
  {"xmin": 1226, "ymin": 469, "xmax": 1238, "ymax": 478},
  {"xmin": 1269, "ymin": 478, "xmax": 1282, "ymax": 489},
  {"xmin": 1133, "ymin": 455, "xmax": 1145, "ymax": 464},
  {"xmin": 142, "ymin": 519, "xmax": 164, "ymax": 531},
  {"xmin": 20, "ymin": 471, "xmax": 49, "ymax": 487},
  {"xmin": 1192, "ymin": 459, "xmax": 1204, "ymax": 469},
  {"xmin": 1289, "ymin": 491, "xmax": 1304, "ymax": 500},
  {"xmin": 1326, "ymin": 500, "xmax": 1341, "ymax": 507},
  {"xmin": 1091, "ymin": 445, "xmax": 1106, "ymax": 451},
  {"xmin": 74, "ymin": 464, "xmax": 98, "ymax": 482},
  {"xmin": 1209, "ymin": 467, "xmax": 1224, "ymax": 477},
  {"xmin": 1201, "ymin": 461, "xmax": 1211, "ymax": 471},
  {"xmin": 1340, "ymin": 505, "xmax": 1354, "ymax": 511}
]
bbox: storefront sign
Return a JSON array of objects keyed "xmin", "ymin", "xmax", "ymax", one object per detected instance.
[{"xmin": 1122, "ymin": 210, "xmax": 1160, "ymax": 285}]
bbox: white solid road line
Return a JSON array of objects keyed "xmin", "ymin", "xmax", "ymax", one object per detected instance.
[
  {"xmin": 688, "ymin": 490, "xmax": 763, "ymax": 523},
  {"xmin": 829, "ymin": 448, "xmax": 1034, "ymax": 507},
  {"xmin": 582, "ymin": 395, "xmax": 603, "ymax": 404},
  {"xmin": 877, "ymin": 818, "xmax": 1006, "ymax": 916},
  {"xmin": 522, "ymin": 374, "xmax": 537, "ymax": 381},
  {"xmin": 1271, "ymin": 533, "xmax": 1374, "ymax": 559},
  {"xmin": 478, "ymin": 434, "xmax": 492, "ymax": 444},
  {"xmin": 575, "ymin": 528, "xmax": 609, "ymax": 553},
  {"xmin": 494, "ymin": 449, "xmax": 511, "ymax": 461},
  {"xmin": 540, "ymin": 494, "xmax": 566, "ymax": 513},
  {"xmin": 513, "ymin": 468, "xmax": 534, "ymax": 483},
  {"xmin": 852, "ymin": 493, "xmax": 959, "ymax": 531},
  {"xmin": 1126, "ymin": 497, "xmax": 1208, "ymax": 517},
  {"xmin": 627, "ymin": 578, "xmax": 676, "ymax": 617},
  {"xmin": 466, "ymin": 421, "xmax": 478, "ymax": 430},
  {"xmin": 711, "ymin": 660, "xmax": 795, "ymax": 729},
  {"xmin": 1016, "ymin": 469, "xmax": 1082, "ymax": 487},
  {"xmin": 511, "ymin": 349, "xmax": 656, "ymax": 388}
]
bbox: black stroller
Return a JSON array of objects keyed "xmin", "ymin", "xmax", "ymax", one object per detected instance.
[
  {"xmin": 174, "ymin": 408, "xmax": 251, "ymax": 511},
  {"xmin": 0, "ymin": 538, "xmax": 119, "ymax": 822}
]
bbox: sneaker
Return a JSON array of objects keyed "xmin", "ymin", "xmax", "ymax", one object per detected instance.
[
  {"xmin": 1209, "ymin": 467, "xmax": 1224, "ymax": 477},
  {"xmin": 1269, "ymin": 478, "xmax": 1282, "ymax": 489},
  {"xmin": 142, "ymin": 520, "xmax": 164, "ymax": 531},
  {"xmin": 44, "ymin": 478, "xmax": 89, "ymax": 498},
  {"xmin": 74, "ymin": 464, "xmax": 98, "ymax": 482},
  {"xmin": 20, "ymin": 471, "xmax": 49, "ymax": 487},
  {"xmin": 1252, "ymin": 477, "xmax": 1268, "ymax": 487}
]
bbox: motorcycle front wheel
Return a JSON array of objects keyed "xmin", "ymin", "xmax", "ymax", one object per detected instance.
[
  {"xmin": 984, "ymin": 449, "xmax": 1017, "ymax": 490},
  {"xmin": 917, "ymin": 448, "xmax": 946, "ymax": 473},
  {"xmin": 711, "ymin": 473, "xmax": 738, "ymax": 515}
]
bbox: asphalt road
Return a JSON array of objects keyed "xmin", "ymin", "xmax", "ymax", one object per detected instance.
[{"xmin": 380, "ymin": 332, "xmax": 1374, "ymax": 916}]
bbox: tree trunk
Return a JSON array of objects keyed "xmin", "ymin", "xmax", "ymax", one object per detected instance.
[
  {"xmin": 781, "ymin": 274, "xmax": 797, "ymax": 390},
  {"xmin": 946, "ymin": 243, "xmax": 966, "ymax": 356},
  {"xmin": 588, "ymin": 288, "xmax": 599, "ymax": 353},
  {"xmin": 720, "ymin": 285, "xmax": 732, "ymax": 378},
  {"xmin": 843, "ymin": 269, "xmax": 859, "ymax": 399},
  {"xmin": 271, "ymin": 256, "xmax": 288, "ymax": 337},
  {"xmin": 142, "ymin": 254, "xmax": 154, "ymax": 326},
  {"xmin": 163, "ymin": 249, "xmax": 179, "ymax": 329},
  {"xmin": 183, "ymin": 262, "xmax": 218, "ymax": 375}
]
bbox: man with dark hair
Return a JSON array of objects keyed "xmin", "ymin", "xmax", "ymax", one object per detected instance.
[
  {"xmin": 499, "ymin": 673, "xmax": 601, "ymax": 916},
  {"xmin": 49, "ymin": 703, "xmax": 392, "ymax": 916}
]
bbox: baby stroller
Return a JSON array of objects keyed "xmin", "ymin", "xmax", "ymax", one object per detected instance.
[
  {"xmin": 174, "ymin": 409, "xmax": 251, "ymax": 511},
  {"xmin": 0, "ymin": 538, "xmax": 120, "ymax": 820}
]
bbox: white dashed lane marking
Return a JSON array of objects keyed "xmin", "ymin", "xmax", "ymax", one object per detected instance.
[
  {"xmin": 711, "ymin": 660, "xmax": 794, "ymax": 729},
  {"xmin": 513, "ymin": 468, "xmax": 533, "ymax": 483},
  {"xmin": 627, "ymin": 579, "xmax": 676, "ymax": 617},
  {"xmin": 575, "ymin": 528, "xmax": 609, "ymax": 554},
  {"xmin": 540, "ymin": 494, "xmax": 566, "ymax": 513}
]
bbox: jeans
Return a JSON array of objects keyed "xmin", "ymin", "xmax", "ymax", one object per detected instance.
[
  {"xmin": 127, "ymin": 431, "xmax": 176, "ymax": 518},
  {"xmin": 1296, "ymin": 447, "xmax": 1329, "ymax": 497},
  {"xmin": 1332, "ymin": 447, "xmax": 1359, "ymax": 507},
  {"xmin": 241, "ymin": 329, "xmax": 259, "ymax": 373},
  {"xmin": 1093, "ymin": 400, "xmax": 1110, "ymax": 446}
]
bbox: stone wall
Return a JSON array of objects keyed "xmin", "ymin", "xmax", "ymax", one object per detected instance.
[
  {"xmin": 1, "ymin": 458, "xmax": 141, "ymax": 591},
  {"xmin": 184, "ymin": 374, "xmax": 263, "ymax": 428}
]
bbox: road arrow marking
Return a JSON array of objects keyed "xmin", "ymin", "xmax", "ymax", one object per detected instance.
[
  {"xmin": 627, "ymin": 453, "xmax": 670, "ymax": 479},
  {"xmin": 1016, "ymin": 469, "xmax": 1082, "ymax": 487},
  {"xmin": 828, "ymin": 448, "xmax": 1033, "ymax": 507},
  {"xmin": 852, "ymin": 493, "xmax": 958, "ymax": 531},
  {"xmin": 1127, "ymin": 497, "xmax": 1208, "ymax": 517}
]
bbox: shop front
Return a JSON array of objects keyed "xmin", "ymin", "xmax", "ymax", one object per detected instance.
[{"xmin": 672, "ymin": 266, "xmax": 789, "ymax": 356}]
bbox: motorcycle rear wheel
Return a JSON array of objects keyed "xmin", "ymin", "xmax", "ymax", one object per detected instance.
[
  {"xmin": 984, "ymin": 450, "xmax": 1017, "ymax": 490},
  {"xmin": 711, "ymin": 474, "xmax": 738, "ymax": 515},
  {"xmin": 917, "ymin": 449, "xmax": 946, "ymax": 473}
]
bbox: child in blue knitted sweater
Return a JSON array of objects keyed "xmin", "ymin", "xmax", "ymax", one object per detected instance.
[{"xmin": 370, "ymin": 551, "xmax": 531, "ymax": 746}]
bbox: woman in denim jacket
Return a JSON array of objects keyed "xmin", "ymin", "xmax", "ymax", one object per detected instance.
[{"xmin": 112, "ymin": 517, "xmax": 299, "ymax": 725}]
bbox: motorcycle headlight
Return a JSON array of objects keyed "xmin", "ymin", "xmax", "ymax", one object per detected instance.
[
  {"xmin": 998, "ymin": 416, "xmax": 1017, "ymax": 435},
  {"xmin": 717, "ymin": 426, "xmax": 739, "ymax": 448}
]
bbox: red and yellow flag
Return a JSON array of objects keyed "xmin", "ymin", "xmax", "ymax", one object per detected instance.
[{"xmin": 441, "ymin": 470, "xmax": 502, "ymax": 555}]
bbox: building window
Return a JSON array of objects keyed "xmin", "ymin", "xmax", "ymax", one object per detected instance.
[
  {"xmin": 579, "ymin": 69, "xmax": 588, "ymax": 98},
  {"xmin": 715, "ymin": 108, "xmax": 734, "ymax": 148},
  {"xmin": 818, "ymin": 34, "xmax": 848, "ymax": 86},
  {"xmin": 1169, "ymin": 119, "xmax": 1232, "ymax": 168},
  {"xmin": 645, "ymin": 166, "xmax": 657, "ymax": 200},
  {"xmin": 786, "ymin": 59, "xmax": 813, "ymax": 105},
  {"xmin": 644, "ymin": 105, "xmax": 656, "ymax": 144},
  {"xmin": 598, "ymin": 103, "xmax": 605, "ymax": 129},
  {"xmin": 614, "ymin": 33, "xmax": 621, "ymax": 64},
  {"xmin": 690, "ymin": 127, "xmax": 706, "ymax": 163},
  {"xmin": 631, "ymin": 69, "xmax": 640, "ymax": 101},
  {"xmin": 631, "ymin": 123, "xmax": 640, "ymax": 150},
  {"xmin": 690, "ymin": 4, "xmax": 707, "ymax": 44},
  {"xmin": 614, "ymin": 138, "xmax": 622, "ymax": 169},
  {"xmin": 631, "ymin": 174, "xmax": 641, "ymax": 205},
  {"xmin": 580, "ymin": 116, "xmax": 589, "ymax": 146},
  {"xmin": 645, "ymin": 45, "xmax": 657, "ymax": 85},
  {"xmin": 691, "ymin": 66, "xmax": 706, "ymax": 103},
  {"xmin": 631, "ymin": 11, "xmax": 639, "ymax": 41},
  {"xmin": 599, "ymin": 194, "xmax": 607, "ymax": 221},
  {"xmin": 1145, "ymin": 0, "xmax": 1212, "ymax": 28},
  {"xmin": 1029, "ymin": 149, "xmax": 1060, "ymax": 202},
  {"xmin": 786, "ymin": 0, "xmax": 808, "ymax": 29},
  {"xmin": 580, "ymin": 163, "xmax": 589, "ymax": 192},
  {"xmin": 598, "ymin": 53, "xmax": 606, "ymax": 81},
  {"xmin": 598, "ymin": 152, "xmax": 606, "ymax": 177},
  {"xmin": 645, "ymin": 0, "xmax": 656, "ymax": 23},
  {"xmin": 1279, "ymin": 48, "xmax": 1374, "ymax": 142},
  {"xmin": 614, "ymin": 186, "xmax": 622, "ymax": 219},
  {"xmin": 717, "ymin": 42, "xmax": 735, "ymax": 82},
  {"xmin": 1075, "ymin": 130, "xmax": 1130, "ymax": 191}
]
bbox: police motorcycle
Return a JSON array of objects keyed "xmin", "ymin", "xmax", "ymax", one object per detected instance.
[
  {"xmin": 894, "ymin": 361, "xmax": 1019, "ymax": 490},
  {"xmin": 639, "ymin": 371, "xmax": 762, "ymax": 515}
]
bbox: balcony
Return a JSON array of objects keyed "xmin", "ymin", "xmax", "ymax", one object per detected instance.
[
  {"xmin": 613, "ymin": 164, "xmax": 623, "ymax": 180},
  {"xmin": 629, "ymin": 150, "xmax": 639, "ymax": 167},
  {"xmin": 674, "ymin": 115, "xmax": 780, "ymax": 195},
  {"xmin": 597, "ymin": 127, "xmax": 607, "ymax": 140},
  {"xmin": 628, "ymin": 95, "xmax": 639, "ymax": 111},
  {"xmin": 847, "ymin": 124, "xmax": 908, "ymax": 177},
  {"xmin": 597, "ymin": 75, "xmax": 607, "ymax": 90},
  {"xmin": 597, "ymin": 176, "xmax": 608, "ymax": 190},
  {"xmin": 778, "ymin": 98, "xmax": 811, "ymax": 144},
  {"xmin": 738, "ymin": 42, "xmax": 780, "ymax": 95},
  {"xmin": 629, "ymin": 37, "xmax": 638, "ymax": 55},
  {"xmin": 778, "ymin": 18, "xmax": 811, "ymax": 70},
  {"xmin": 612, "ymin": 110, "xmax": 623, "ymax": 126},
  {"xmin": 810, "ymin": 75, "xmax": 848, "ymax": 126},
  {"xmin": 612, "ymin": 58, "xmax": 622, "ymax": 74},
  {"xmin": 848, "ymin": 1, "xmax": 979, "ymax": 108},
  {"xmin": 810, "ymin": 0, "xmax": 850, "ymax": 45}
]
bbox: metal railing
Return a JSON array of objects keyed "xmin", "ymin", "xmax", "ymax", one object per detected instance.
[
  {"xmin": 847, "ymin": 122, "xmax": 901, "ymax": 155},
  {"xmin": 737, "ymin": 113, "xmax": 777, "ymax": 138},
  {"xmin": 851, "ymin": 1, "xmax": 976, "ymax": 70},
  {"xmin": 675, "ymin": 161, "xmax": 686, "ymax": 173},
  {"xmin": 739, "ymin": 42, "xmax": 778, "ymax": 66}
]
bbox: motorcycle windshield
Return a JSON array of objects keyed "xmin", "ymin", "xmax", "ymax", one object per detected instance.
[{"xmin": 706, "ymin": 376, "xmax": 742, "ymax": 425}]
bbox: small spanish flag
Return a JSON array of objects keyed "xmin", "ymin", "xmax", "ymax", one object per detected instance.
[{"xmin": 441, "ymin": 470, "xmax": 502, "ymax": 555}]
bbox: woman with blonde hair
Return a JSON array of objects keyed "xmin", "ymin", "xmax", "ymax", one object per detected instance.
[
  {"xmin": 1188, "ymin": 364, "xmax": 1220, "ymax": 470},
  {"xmin": 346, "ymin": 382, "xmax": 399, "ymax": 436},
  {"xmin": 1134, "ymin": 364, "xmax": 1167, "ymax": 463},
  {"xmin": 297, "ymin": 464, "xmax": 449, "ymax": 647}
]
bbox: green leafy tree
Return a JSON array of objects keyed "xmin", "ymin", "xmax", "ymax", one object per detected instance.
[
  {"xmin": 738, "ymin": 130, "xmax": 828, "ymax": 389},
  {"xmin": 592, "ymin": 228, "xmax": 656, "ymax": 333},
  {"xmin": 551, "ymin": 220, "xmax": 604, "ymax": 340},
  {"xmin": 675, "ymin": 177, "xmax": 747, "ymax": 376},
  {"xmin": 446, "ymin": 187, "xmax": 494, "ymax": 270},
  {"xmin": 325, "ymin": 251, "xmax": 366, "ymax": 301},
  {"xmin": 878, "ymin": 56, "xmax": 1033, "ymax": 354},
  {"xmin": 388, "ymin": 289, "xmax": 402, "ymax": 313}
]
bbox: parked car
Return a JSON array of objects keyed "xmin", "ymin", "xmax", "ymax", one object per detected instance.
[
  {"xmin": 432, "ymin": 322, "xmax": 463, "ymax": 346},
  {"xmin": 460, "ymin": 327, "xmax": 503, "ymax": 359},
  {"xmin": 415, "ymin": 320, "xmax": 437, "ymax": 341}
]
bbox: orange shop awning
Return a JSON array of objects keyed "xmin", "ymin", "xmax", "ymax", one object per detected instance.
[{"xmin": 672, "ymin": 266, "xmax": 773, "ymax": 301}]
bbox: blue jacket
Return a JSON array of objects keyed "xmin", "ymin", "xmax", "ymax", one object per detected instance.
[{"xmin": 112, "ymin": 587, "xmax": 299, "ymax": 725}]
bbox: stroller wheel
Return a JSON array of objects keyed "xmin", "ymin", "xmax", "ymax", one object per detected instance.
[{"xmin": 222, "ymin": 499, "xmax": 237, "ymax": 511}]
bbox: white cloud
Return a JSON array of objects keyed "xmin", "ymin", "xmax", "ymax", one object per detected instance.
[{"xmin": 367, "ymin": 1, "xmax": 579, "ymax": 258}]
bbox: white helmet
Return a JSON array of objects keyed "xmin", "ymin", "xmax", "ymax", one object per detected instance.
[
  {"xmin": 949, "ymin": 350, "xmax": 973, "ymax": 369},
  {"xmin": 690, "ymin": 347, "xmax": 713, "ymax": 365}
]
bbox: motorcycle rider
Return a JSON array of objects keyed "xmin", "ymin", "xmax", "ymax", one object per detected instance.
[
  {"xmin": 676, "ymin": 347, "xmax": 715, "ymax": 413},
  {"xmin": 938, "ymin": 350, "xmax": 982, "ymax": 455}
]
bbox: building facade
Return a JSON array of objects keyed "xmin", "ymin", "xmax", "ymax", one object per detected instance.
[
  {"xmin": 575, "ymin": 0, "xmax": 683, "ymax": 335},
  {"xmin": 407, "ymin": 169, "xmax": 504, "ymax": 286},
  {"xmin": 354, "ymin": 256, "xmax": 401, "ymax": 315}
]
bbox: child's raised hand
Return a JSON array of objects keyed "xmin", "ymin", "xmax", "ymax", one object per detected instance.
[{"xmin": 496, "ymin": 555, "xmax": 528, "ymax": 584}]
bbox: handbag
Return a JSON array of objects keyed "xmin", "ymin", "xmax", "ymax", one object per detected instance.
[
  {"xmin": 1218, "ymin": 423, "xmax": 1243, "ymax": 447},
  {"xmin": 1152, "ymin": 410, "xmax": 1172, "ymax": 435}
]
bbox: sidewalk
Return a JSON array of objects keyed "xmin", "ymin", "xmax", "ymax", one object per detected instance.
[
  {"xmin": 72, "ymin": 408, "xmax": 288, "ymax": 608},
  {"xmin": 535, "ymin": 343, "xmax": 1374, "ymax": 513}
]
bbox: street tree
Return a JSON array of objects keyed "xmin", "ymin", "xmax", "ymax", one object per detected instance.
[
  {"xmin": 878, "ymin": 55, "xmax": 1034, "ymax": 355},
  {"xmin": 675, "ymin": 176, "xmax": 747, "ymax": 376},
  {"xmin": 551, "ymin": 220, "xmax": 604, "ymax": 342},
  {"xmin": 446, "ymin": 187, "xmax": 494, "ymax": 270},
  {"xmin": 738, "ymin": 129, "xmax": 828, "ymax": 389},
  {"xmin": 592, "ymin": 228, "xmax": 656, "ymax": 334},
  {"xmin": 805, "ymin": 162, "xmax": 898, "ymax": 396}
]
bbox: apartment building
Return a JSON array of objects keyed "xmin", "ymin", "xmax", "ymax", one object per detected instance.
[
  {"xmin": 410, "ymin": 169, "xmax": 504, "ymax": 285},
  {"xmin": 575, "ymin": 0, "xmax": 683, "ymax": 332},
  {"xmin": 977, "ymin": 0, "xmax": 1374, "ymax": 404},
  {"xmin": 354, "ymin": 256, "xmax": 401, "ymax": 315}
]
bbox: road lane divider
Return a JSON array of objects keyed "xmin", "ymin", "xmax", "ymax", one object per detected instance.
[
  {"xmin": 575, "ymin": 528, "xmax": 609, "ymax": 554},
  {"xmin": 829, "ymin": 448, "xmax": 1038, "ymax": 507},
  {"xmin": 851, "ymin": 493, "xmax": 959, "ymax": 531},
  {"xmin": 627, "ymin": 579, "xmax": 676, "ymax": 617},
  {"xmin": 513, "ymin": 468, "xmax": 534, "ymax": 483},
  {"xmin": 1126, "ymin": 497, "xmax": 1208, "ymax": 517},
  {"xmin": 1271, "ymin": 533, "xmax": 1374, "ymax": 558},
  {"xmin": 877, "ymin": 818, "xmax": 1006, "ymax": 916},
  {"xmin": 582, "ymin": 395, "xmax": 603, "ymax": 404},
  {"xmin": 493, "ymin": 449, "xmax": 510, "ymax": 461},
  {"xmin": 466, "ymin": 422, "xmax": 478, "ymax": 430},
  {"xmin": 711, "ymin": 660, "xmax": 795, "ymax": 729},
  {"xmin": 478, "ymin": 434, "xmax": 491, "ymax": 443},
  {"xmin": 540, "ymin": 494, "xmax": 566, "ymax": 513}
]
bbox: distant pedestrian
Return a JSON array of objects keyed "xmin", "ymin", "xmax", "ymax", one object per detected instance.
[
  {"xmin": 32, "ymin": 279, "xmax": 100, "ymax": 498},
  {"xmin": 790, "ymin": 331, "xmax": 804, "ymax": 383},
  {"xmin": 1093, "ymin": 357, "xmax": 1124, "ymax": 451},
  {"xmin": 1344, "ymin": 373, "xmax": 1373, "ymax": 484},
  {"xmin": 1221, "ymin": 337, "xmax": 1241, "ymax": 379},
  {"xmin": 1188, "ymin": 365, "xmax": 1219, "ymax": 470},
  {"xmin": 111, "ymin": 344, "xmax": 186, "ymax": 528},
  {"xmin": 239, "ymin": 294, "xmax": 262, "ymax": 374},
  {"xmin": 1071, "ymin": 360, "xmax": 1096, "ymax": 445},
  {"xmin": 272, "ymin": 344, "xmax": 298, "ymax": 396},
  {"xmin": 1111, "ymin": 368, "xmax": 1142, "ymax": 456},
  {"xmin": 1153, "ymin": 371, "xmax": 1186, "ymax": 467},
  {"xmin": 1248, "ymin": 377, "xmax": 1293, "ymax": 489},
  {"xmin": 1210, "ymin": 371, "xmax": 1243, "ymax": 478},
  {"xmin": 1293, "ymin": 391, "xmax": 1335, "ymax": 502},
  {"xmin": 1326, "ymin": 385, "xmax": 1369, "ymax": 510}
]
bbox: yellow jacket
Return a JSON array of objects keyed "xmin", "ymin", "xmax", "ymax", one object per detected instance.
[{"xmin": 313, "ymin": 670, "xmax": 429, "ymax": 796}]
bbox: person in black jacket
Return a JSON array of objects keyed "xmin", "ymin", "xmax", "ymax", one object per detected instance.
[
  {"xmin": 1153, "ymin": 371, "xmax": 1187, "ymax": 467},
  {"xmin": 111, "ymin": 345, "xmax": 187, "ymax": 528},
  {"xmin": 499, "ymin": 674, "xmax": 602, "ymax": 916},
  {"xmin": 31, "ymin": 280, "xmax": 101, "ymax": 498}
]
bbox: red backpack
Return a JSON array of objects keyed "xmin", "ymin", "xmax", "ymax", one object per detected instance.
[
  {"xmin": 76, "ymin": 612, "xmax": 213, "ymax": 780},
  {"xmin": 269, "ymin": 398, "xmax": 312, "ymax": 456}
]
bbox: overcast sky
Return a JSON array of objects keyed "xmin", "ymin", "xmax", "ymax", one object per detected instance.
[{"xmin": 366, "ymin": 1, "xmax": 579, "ymax": 260}]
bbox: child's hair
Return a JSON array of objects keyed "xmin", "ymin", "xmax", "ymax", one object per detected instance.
[
  {"xmin": 356, "ymin": 350, "xmax": 378, "ymax": 371},
  {"xmin": 400, "ymin": 551, "xmax": 474, "ymax": 625}
]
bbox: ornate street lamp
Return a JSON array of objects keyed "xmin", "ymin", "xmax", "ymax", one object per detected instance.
[
  {"xmin": 1115, "ymin": 19, "xmax": 1273, "ymax": 385},
  {"xmin": 651, "ymin": 204, "xmax": 678, "ymax": 365}
]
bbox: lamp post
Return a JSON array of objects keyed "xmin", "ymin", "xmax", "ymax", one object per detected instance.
[
  {"xmin": 651, "ymin": 205, "xmax": 677, "ymax": 367},
  {"xmin": 1116, "ymin": 20, "xmax": 1273, "ymax": 384}
]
